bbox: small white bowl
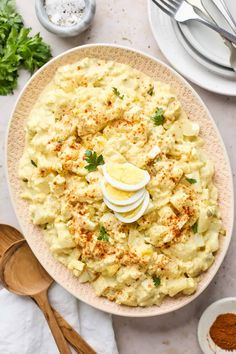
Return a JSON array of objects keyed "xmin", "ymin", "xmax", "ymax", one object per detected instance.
[
  {"xmin": 35, "ymin": 0, "xmax": 96, "ymax": 37},
  {"xmin": 198, "ymin": 297, "xmax": 236, "ymax": 354}
]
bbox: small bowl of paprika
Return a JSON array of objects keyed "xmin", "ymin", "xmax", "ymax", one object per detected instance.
[{"xmin": 198, "ymin": 298, "xmax": 236, "ymax": 353}]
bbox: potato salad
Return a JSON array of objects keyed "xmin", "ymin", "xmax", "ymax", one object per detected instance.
[{"xmin": 19, "ymin": 58, "xmax": 223, "ymax": 307}]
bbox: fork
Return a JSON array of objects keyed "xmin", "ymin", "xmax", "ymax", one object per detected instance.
[
  {"xmin": 212, "ymin": 0, "xmax": 236, "ymax": 33},
  {"xmin": 151, "ymin": 0, "xmax": 236, "ymax": 45},
  {"xmin": 194, "ymin": 0, "xmax": 236, "ymax": 71}
]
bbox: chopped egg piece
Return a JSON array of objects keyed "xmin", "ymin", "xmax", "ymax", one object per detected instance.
[
  {"xmin": 147, "ymin": 146, "xmax": 161, "ymax": 159},
  {"xmin": 182, "ymin": 120, "xmax": 200, "ymax": 137}
]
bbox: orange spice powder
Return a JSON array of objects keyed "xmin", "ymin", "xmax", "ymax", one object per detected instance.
[{"xmin": 209, "ymin": 313, "xmax": 236, "ymax": 351}]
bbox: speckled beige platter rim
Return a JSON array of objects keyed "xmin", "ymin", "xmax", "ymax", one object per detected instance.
[{"xmin": 6, "ymin": 44, "xmax": 234, "ymax": 317}]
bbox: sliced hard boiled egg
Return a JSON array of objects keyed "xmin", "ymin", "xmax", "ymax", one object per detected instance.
[
  {"xmin": 102, "ymin": 162, "xmax": 150, "ymax": 191},
  {"xmin": 104, "ymin": 192, "xmax": 146, "ymax": 213},
  {"xmin": 101, "ymin": 179, "xmax": 145, "ymax": 205},
  {"xmin": 114, "ymin": 191, "xmax": 150, "ymax": 223}
]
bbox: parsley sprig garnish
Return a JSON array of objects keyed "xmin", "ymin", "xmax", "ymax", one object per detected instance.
[
  {"xmin": 97, "ymin": 226, "xmax": 109, "ymax": 242},
  {"xmin": 192, "ymin": 221, "xmax": 198, "ymax": 234},
  {"xmin": 147, "ymin": 85, "xmax": 154, "ymax": 96},
  {"xmin": 186, "ymin": 177, "xmax": 197, "ymax": 184},
  {"xmin": 84, "ymin": 150, "xmax": 105, "ymax": 172},
  {"xmin": 112, "ymin": 87, "xmax": 124, "ymax": 99},
  {"xmin": 152, "ymin": 276, "xmax": 161, "ymax": 287},
  {"xmin": 151, "ymin": 108, "xmax": 165, "ymax": 126}
]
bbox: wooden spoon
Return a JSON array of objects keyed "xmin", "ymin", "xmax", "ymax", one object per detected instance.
[
  {"xmin": 0, "ymin": 225, "xmax": 97, "ymax": 354},
  {"xmin": 0, "ymin": 240, "xmax": 71, "ymax": 354},
  {"xmin": 0, "ymin": 224, "xmax": 22, "ymax": 259},
  {"xmin": 0, "ymin": 238, "xmax": 96, "ymax": 354}
]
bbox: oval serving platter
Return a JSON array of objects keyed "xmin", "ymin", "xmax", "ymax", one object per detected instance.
[{"xmin": 6, "ymin": 44, "xmax": 234, "ymax": 317}]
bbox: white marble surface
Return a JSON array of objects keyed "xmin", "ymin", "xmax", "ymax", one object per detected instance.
[{"xmin": 0, "ymin": 1, "xmax": 235, "ymax": 353}]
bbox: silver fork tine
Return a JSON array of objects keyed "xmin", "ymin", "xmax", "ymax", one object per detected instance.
[
  {"xmin": 152, "ymin": 0, "xmax": 175, "ymax": 16},
  {"xmin": 159, "ymin": 0, "xmax": 177, "ymax": 12},
  {"xmin": 170, "ymin": 0, "xmax": 182, "ymax": 5}
]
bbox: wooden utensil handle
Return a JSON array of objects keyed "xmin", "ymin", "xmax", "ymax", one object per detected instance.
[
  {"xmin": 52, "ymin": 308, "xmax": 97, "ymax": 354},
  {"xmin": 33, "ymin": 290, "xmax": 71, "ymax": 354}
]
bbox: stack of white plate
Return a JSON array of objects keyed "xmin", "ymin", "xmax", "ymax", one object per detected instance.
[{"xmin": 148, "ymin": 0, "xmax": 236, "ymax": 95}]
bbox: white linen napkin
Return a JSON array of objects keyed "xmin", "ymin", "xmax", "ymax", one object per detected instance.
[{"xmin": 0, "ymin": 283, "xmax": 119, "ymax": 354}]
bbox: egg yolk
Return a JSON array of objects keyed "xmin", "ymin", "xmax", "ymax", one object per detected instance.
[
  {"xmin": 118, "ymin": 203, "xmax": 143, "ymax": 218},
  {"xmin": 106, "ymin": 162, "xmax": 145, "ymax": 185},
  {"xmin": 105, "ymin": 182, "xmax": 135, "ymax": 200}
]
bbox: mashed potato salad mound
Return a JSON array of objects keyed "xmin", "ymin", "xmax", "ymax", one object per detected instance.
[{"xmin": 19, "ymin": 58, "xmax": 223, "ymax": 307}]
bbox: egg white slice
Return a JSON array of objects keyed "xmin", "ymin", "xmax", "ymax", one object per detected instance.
[
  {"xmin": 100, "ymin": 179, "xmax": 145, "ymax": 206},
  {"xmin": 114, "ymin": 191, "xmax": 150, "ymax": 223},
  {"xmin": 104, "ymin": 192, "xmax": 146, "ymax": 213},
  {"xmin": 102, "ymin": 164, "xmax": 150, "ymax": 191}
]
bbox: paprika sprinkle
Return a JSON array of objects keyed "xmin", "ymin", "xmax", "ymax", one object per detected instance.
[{"xmin": 209, "ymin": 313, "xmax": 236, "ymax": 351}]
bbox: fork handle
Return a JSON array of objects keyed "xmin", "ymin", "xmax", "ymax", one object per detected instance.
[
  {"xmin": 184, "ymin": 13, "xmax": 236, "ymax": 45},
  {"xmin": 212, "ymin": 0, "xmax": 236, "ymax": 34},
  {"xmin": 32, "ymin": 290, "xmax": 71, "ymax": 354},
  {"xmin": 52, "ymin": 308, "xmax": 97, "ymax": 354}
]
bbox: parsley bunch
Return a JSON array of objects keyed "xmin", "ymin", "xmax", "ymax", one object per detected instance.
[{"xmin": 0, "ymin": 0, "xmax": 52, "ymax": 95}]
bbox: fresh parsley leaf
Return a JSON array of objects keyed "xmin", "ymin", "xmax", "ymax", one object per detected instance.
[
  {"xmin": 152, "ymin": 276, "xmax": 161, "ymax": 287},
  {"xmin": 85, "ymin": 149, "xmax": 92, "ymax": 158},
  {"xmin": 22, "ymin": 178, "xmax": 28, "ymax": 182},
  {"xmin": 112, "ymin": 87, "xmax": 124, "ymax": 99},
  {"xmin": 147, "ymin": 85, "xmax": 154, "ymax": 96},
  {"xmin": 84, "ymin": 150, "xmax": 105, "ymax": 172},
  {"xmin": 31, "ymin": 159, "xmax": 37, "ymax": 167},
  {"xmin": 192, "ymin": 221, "xmax": 198, "ymax": 234},
  {"xmin": 186, "ymin": 177, "xmax": 197, "ymax": 184},
  {"xmin": 0, "ymin": 0, "xmax": 51, "ymax": 95},
  {"xmin": 85, "ymin": 164, "xmax": 97, "ymax": 172},
  {"xmin": 151, "ymin": 108, "xmax": 165, "ymax": 126},
  {"xmin": 97, "ymin": 226, "xmax": 109, "ymax": 241}
]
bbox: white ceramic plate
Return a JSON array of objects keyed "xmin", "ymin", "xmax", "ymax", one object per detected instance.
[
  {"xmin": 198, "ymin": 298, "xmax": 236, "ymax": 353},
  {"xmin": 6, "ymin": 44, "xmax": 234, "ymax": 317},
  {"xmin": 148, "ymin": 0, "xmax": 236, "ymax": 96},
  {"xmin": 180, "ymin": 0, "xmax": 236, "ymax": 69},
  {"xmin": 173, "ymin": 21, "xmax": 236, "ymax": 78}
]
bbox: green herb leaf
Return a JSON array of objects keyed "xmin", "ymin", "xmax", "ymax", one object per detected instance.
[
  {"xmin": 85, "ymin": 149, "xmax": 92, "ymax": 158},
  {"xmin": 152, "ymin": 276, "xmax": 161, "ymax": 287},
  {"xmin": 192, "ymin": 221, "xmax": 198, "ymax": 234},
  {"xmin": 0, "ymin": 0, "xmax": 51, "ymax": 95},
  {"xmin": 31, "ymin": 159, "xmax": 37, "ymax": 167},
  {"xmin": 22, "ymin": 178, "xmax": 28, "ymax": 182},
  {"xmin": 97, "ymin": 226, "xmax": 109, "ymax": 241},
  {"xmin": 85, "ymin": 150, "xmax": 105, "ymax": 172},
  {"xmin": 147, "ymin": 85, "xmax": 154, "ymax": 96},
  {"xmin": 112, "ymin": 87, "xmax": 124, "ymax": 99},
  {"xmin": 97, "ymin": 154, "xmax": 105, "ymax": 165},
  {"xmin": 186, "ymin": 177, "xmax": 197, "ymax": 184},
  {"xmin": 151, "ymin": 108, "xmax": 165, "ymax": 126}
]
